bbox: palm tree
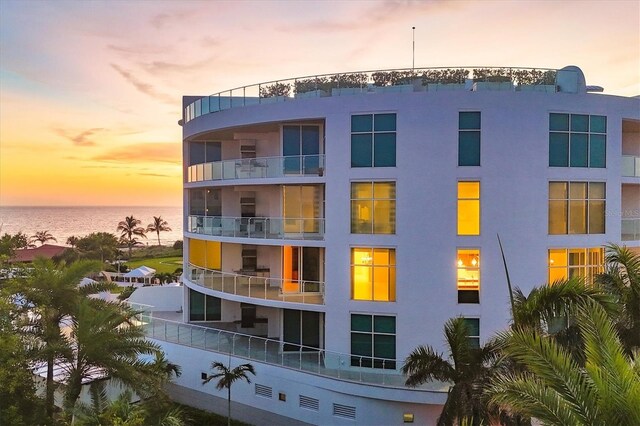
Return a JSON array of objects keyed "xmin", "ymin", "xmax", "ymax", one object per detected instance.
[
  {"xmin": 62, "ymin": 299, "xmax": 163, "ymax": 412},
  {"xmin": 510, "ymin": 277, "xmax": 618, "ymax": 365},
  {"xmin": 202, "ymin": 361, "xmax": 256, "ymax": 426},
  {"xmin": 595, "ymin": 244, "xmax": 640, "ymax": 353},
  {"xmin": 117, "ymin": 216, "xmax": 147, "ymax": 258},
  {"xmin": 488, "ymin": 301, "xmax": 640, "ymax": 425},
  {"xmin": 66, "ymin": 235, "xmax": 79, "ymax": 248},
  {"xmin": 147, "ymin": 216, "xmax": 172, "ymax": 246},
  {"xmin": 30, "ymin": 230, "xmax": 57, "ymax": 246},
  {"xmin": 11, "ymin": 258, "xmax": 107, "ymax": 419},
  {"xmin": 401, "ymin": 317, "xmax": 498, "ymax": 425}
]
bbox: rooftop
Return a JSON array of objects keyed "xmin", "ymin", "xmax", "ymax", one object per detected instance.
[{"xmin": 181, "ymin": 65, "xmax": 594, "ymax": 124}]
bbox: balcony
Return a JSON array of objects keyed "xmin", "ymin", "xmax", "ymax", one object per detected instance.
[
  {"xmin": 187, "ymin": 215, "xmax": 324, "ymax": 240},
  {"xmin": 187, "ymin": 155, "xmax": 325, "ymax": 183},
  {"xmin": 622, "ymin": 155, "xmax": 640, "ymax": 177},
  {"xmin": 188, "ymin": 264, "xmax": 324, "ymax": 305},
  {"xmin": 622, "ymin": 218, "xmax": 640, "ymax": 241},
  {"xmin": 137, "ymin": 312, "xmax": 446, "ymax": 392}
]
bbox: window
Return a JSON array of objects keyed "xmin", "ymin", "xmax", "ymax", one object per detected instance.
[
  {"xmin": 462, "ymin": 318, "xmax": 480, "ymax": 348},
  {"xmin": 189, "ymin": 141, "xmax": 221, "ymax": 166},
  {"xmin": 351, "ymin": 113, "xmax": 396, "ymax": 167},
  {"xmin": 457, "ymin": 249, "xmax": 479, "ymax": 303},
  {"xmin": 283, "ymin": 125, "xmax": 321, "ymax": 174},
  {"xmin": 549, "ymin": 182, "xmax": 605, "ymax": 234},
  {"xmin": 459, "ymin": 112, "xmax": 481, "ymax": 166},
  {"xmin": 351, "ymin": 182, "xmax": 396, "ymax": 234},
  {"xmin": 549, "ymin": 113, "xmax": 607, "ymax": 168},
  {"xmin": 189, "ymin": 288, "xmax": 221, "ymax": 321},
  {"xmin": 548, "ymin": 247, "xmax": 604, "ymax": 284},
  {"xmin": 457, "ymin": 182, "xmax": 480, "ymax": 235},
  {"xmin": 350, "ymin": 314, "xmax": 396, "ymax": 369},
  {"xmin": 352, "ymin": 248, "xmax": 396, "ymax": 301}
]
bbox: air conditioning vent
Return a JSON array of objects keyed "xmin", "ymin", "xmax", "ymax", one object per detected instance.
[
  {"xmin": 255, "ymin": 383, "xmax": 272, "ymax": 398},
  {"xmin": 299, "ymin": 395, "xmax": 319, "ymax": 411},
  {"xmin": 333, "ymin": 403, "xmax": 356, "ymax": 419}
]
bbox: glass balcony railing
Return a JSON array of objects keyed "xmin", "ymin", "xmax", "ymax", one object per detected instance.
[
  {"xmin": 187, "ymin": 215, "xmax": 324, "ymax": 240},
  {"xmin": 187, "ymin": 263, "xmax": 324, "ymax": 305},
  {"xmin": 622, "ymin": 218, "xmax": 640, "ymax": 241},
  {"xmin": 182, "ymin": 66, "xmax": 575, "ymax": 122},
  {"xmin": 133, "ymin": 311, "xmax": 447, "ymax": 392},
  {"xmin": 187, "ymin": 155, "xmax": 325, "ymax": 183},
  {"xmin": 622, "ymin": 155, "xmax": 640, "ymax": 177}
]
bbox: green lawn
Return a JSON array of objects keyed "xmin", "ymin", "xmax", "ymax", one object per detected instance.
[{"xmin": 125, "ymin": 256, "xmax": 183, "ymax": 274}]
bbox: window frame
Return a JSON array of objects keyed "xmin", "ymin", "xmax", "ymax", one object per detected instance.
[
  {"xmin": 457, "ymin": 248, "xmax": 480, "ymax": 304},
  {"xmin": 548, "ymin": 181, "xmax": 606, "ymax": 235},
  {"xmin": 548, "ymin": 112, "xmax": 607, "ymax": 168},
  {"xmin": 350, "ymin": 313, "xmax": 396, "ymax": 369},
  {"xmin": 458, "ymin": 111, "xmax": 481, "ymax": 166},
  {"xmin": 350, "ymin": 181, "xmax": 396, "ymax": 234},
  {"xmin": 548, "ymin": 247, "xmax": 604, "ymax": 285},
  {"xmin": 350, "ymin": 113, "xmax": 397, "ymax": 168},
  {"xmin": 457, "ymin": 180, "xmax": 481, "ymax": 236},
  {"xmin": 351, "ymin": 247, "xmax": 396, "ymax": 302}
]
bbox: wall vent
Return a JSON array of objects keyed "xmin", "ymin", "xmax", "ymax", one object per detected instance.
[
  {"xmin": 333, "ymin": 403, "xmax": 356, "ymax": 419},
  {"xmin": 255, "ymin": 383, "xmax": 272, "ymax": 398},
  {"xmin": 299, "ymin": 395, "xmax": 319, "ymax": 411}
]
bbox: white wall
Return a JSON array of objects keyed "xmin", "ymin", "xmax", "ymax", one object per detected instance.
[
  {"xmin": 128, "ymin": 285, "xmax": 183, "ymax": 312},
  {"xmin": 183, "ymin": 88, "xmax": 640, "ymax": 382}
]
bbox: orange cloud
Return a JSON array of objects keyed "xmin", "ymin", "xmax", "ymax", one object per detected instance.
[{"xmin": 92, "ymin": 142, "xmax": 181, "ymax": 164}]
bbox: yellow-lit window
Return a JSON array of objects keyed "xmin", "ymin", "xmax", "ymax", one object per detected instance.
[
  {"xmin": 351, "ymin": 182, "xmax": 396, "ymax": 234},
  {"xmin": 549, "ymin": 182, "xmax": 605, "ymax": 235},
  {"xmin": 457, "ymin": 182, "xmax": 480, "ymax": 235},
  {"xmin": 457, "ymin": 249, "xmax": 480, "ymax": 303},
  {"xmin": 457, "ymin": 249, "xmax": 480, "ymax": 290},
  {"xmin": 548, "ymin": 247, "xmax": 604, "ymax": 285},
  {"xmin": 351, "ymin": 248, "xmax": 396, "ymax": 301}
]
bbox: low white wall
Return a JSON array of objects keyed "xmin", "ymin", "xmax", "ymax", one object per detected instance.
[
  {"xmin": 128, "ymin": 285, "xmax": 184, "ymax": 312},
  {"xmin": 155, "ymin": 339, "xmax": 444, "ymax": 426}
]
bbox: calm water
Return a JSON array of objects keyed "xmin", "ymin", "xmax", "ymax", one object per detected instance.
[{"xmin": 0, "ymin": 206, "xmax": 183, "ymax": 246}]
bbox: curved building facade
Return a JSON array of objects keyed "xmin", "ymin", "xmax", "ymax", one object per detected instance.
[{"xmin": 152, "ymin": 66, "xmax": 639, "ymax": 425}]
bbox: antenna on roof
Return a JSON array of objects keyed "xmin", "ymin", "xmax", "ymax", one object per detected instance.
[{"xmin": 412, "ymin": 27, "xmax": 416, "ymax": 70}]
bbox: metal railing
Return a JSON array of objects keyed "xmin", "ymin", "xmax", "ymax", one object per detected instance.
[
  {"xmin": 187, "ymin": 263, "xmax": 324, "ymax": 305},
  {"xmin": 187, "ymin": 154, "xmax": 325, "ymax": 183},
  {"xmin": 138, "ymin": 313, "xmax": 446, "ymax": 392},
  {"xmin": 622, "ymin": 218, "xmax": 640, "ymax": 241},
  {"xmin": 622, "ymin": 155, "xmax": 640, "ymax": 177},
  {"xmin": 183, "ymin": 66, "xmax": 571, "ymax": 122},
  {"xmin": 187, "ymin": 215, "xmax": 324, "ymax": 240}
]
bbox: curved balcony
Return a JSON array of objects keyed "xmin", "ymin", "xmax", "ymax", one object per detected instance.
[
  {"xmin": 182, "ymin": 66, "xmax": 579, "ymax": 122},
  {"xmin": 187, "ymin": 264, "xmax": 324, "ymax": 305},
  {"xmin": 137, "ymin": 312, "xmax": 447, "ymax": 394},
  {"xmin": 187, "ymin": 215, "xmax": 324, "ymax": 241},
  {"xmin": 187, "ymin": 154, "xmax": 325, "ymax": 183}
]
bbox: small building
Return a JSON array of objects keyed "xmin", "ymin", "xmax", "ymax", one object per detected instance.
[{"xmin": 10, "ymin": 244, "xmax": 67, "ymax": 263}]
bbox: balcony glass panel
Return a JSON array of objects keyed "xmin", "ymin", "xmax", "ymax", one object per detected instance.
[
  {"xmin": 186, "ymin": 155, "xmax": 325, "ymax": 183},
  {"xmin": 188, "ymin": 215, "xmax": 324, "ymax": 240},
  {"xmin": 187, "ymin": 263, "xmax": 324, "ymax": 305}
]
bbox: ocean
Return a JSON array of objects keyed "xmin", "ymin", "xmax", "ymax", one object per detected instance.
[{"xmin": 0, "ymin": 206, "xmax": 183, "ymax": 246}]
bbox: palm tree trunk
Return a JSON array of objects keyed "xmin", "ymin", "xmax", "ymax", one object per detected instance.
[
  {"xmin": 157, "ymin": 231, "xmax": 161, "ymax": 246},
  {"xmin": 227, "ymin": 386, "xmax": 231, "ymax": 426}
]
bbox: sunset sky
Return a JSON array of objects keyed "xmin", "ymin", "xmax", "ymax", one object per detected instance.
[{"xmin": 1, "ymin": 0, "xmax": 638, "ymax": 207}]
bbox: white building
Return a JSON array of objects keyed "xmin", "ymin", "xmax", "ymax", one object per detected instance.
[{"xmin": 141, "ymin": 66, "xmax": 640, "ymax": 425}]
